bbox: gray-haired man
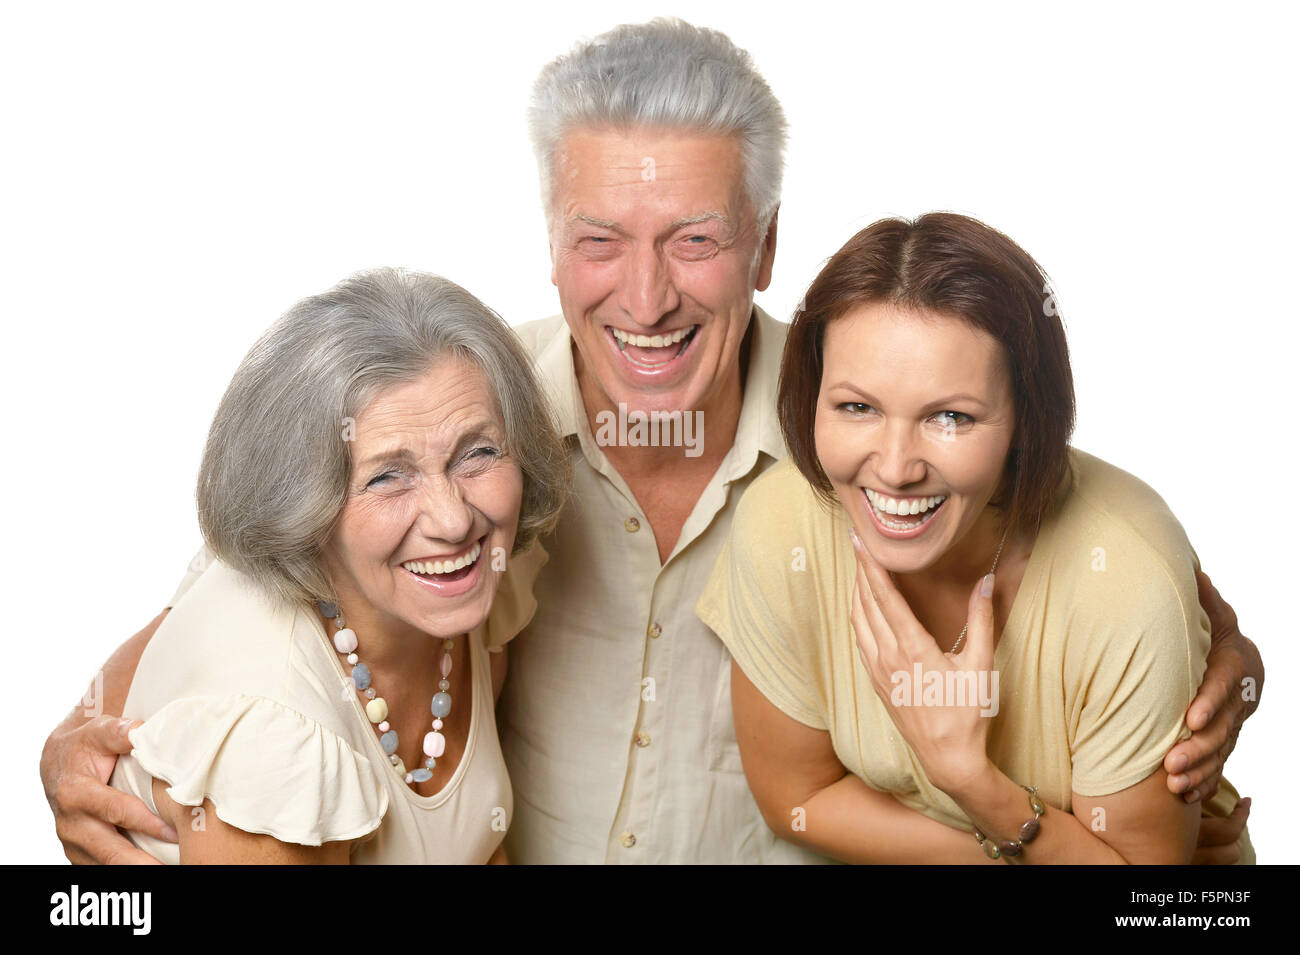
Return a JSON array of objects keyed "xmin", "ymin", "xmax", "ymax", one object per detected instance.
[{"xmin": 42, "ymin": 18, "xmax": 1261, "ymax": 864}]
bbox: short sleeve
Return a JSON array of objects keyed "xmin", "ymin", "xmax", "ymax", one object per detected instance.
[
  {"xmin": 128, "ymin": 693, "xmax": 389, "ymax": 846},
  {"xmin": 481, "ymin": 539, "xmax": 549, "ymax": 652},
  {"xmin": 695, "ymin": 471, "xmax": 827, "ymax": 730},
  {"xmin": 1068, "ymin": 575, "xmax": 1208, "ymax": 797},
  {"xmin": 166, "ymin": 546, "xmax": 215, "ymax": 609}
]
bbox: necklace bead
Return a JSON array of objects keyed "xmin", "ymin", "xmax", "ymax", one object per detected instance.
[{"xmin": 322, "ymin": 602, "xmax": 455, "ymax": 792}]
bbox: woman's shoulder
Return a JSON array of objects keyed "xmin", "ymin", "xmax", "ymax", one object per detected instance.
[
  {"xmin": 126, "ymin": 557, "xmax": 338, "ymax": 721},
  {"xmin": 735, "ymin": 456, "xmax": 844, "ymax": 545},
  {"xmin": 1055, "ymin": 448, "xmax": 1200, "ymax": 580},
  {"xmin": 1045, "ymin": 448, "xmax": 1208, "ymax": 654}
]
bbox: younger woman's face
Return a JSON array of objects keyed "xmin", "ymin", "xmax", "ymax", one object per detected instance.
[{"xmin": 814, "ymin": 302, "xmax": 1016, "ymax": 574}]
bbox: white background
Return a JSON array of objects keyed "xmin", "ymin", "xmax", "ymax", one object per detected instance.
[{"xmin": 3, "ymin": 1, "xmax": 1295, "ymax": 863}]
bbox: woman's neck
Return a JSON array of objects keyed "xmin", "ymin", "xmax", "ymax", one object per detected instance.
[{"xmin": 323, "ymin": 585, "xmax": 444, "ymax": 677}]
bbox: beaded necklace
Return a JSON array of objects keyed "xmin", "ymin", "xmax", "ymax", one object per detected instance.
[{"xmin": 317, "ymin": 600, "xmax": 455, "ymax": 789}]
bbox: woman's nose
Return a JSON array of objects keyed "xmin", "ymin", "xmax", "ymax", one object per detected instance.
[
  {"xmin": 872, "ymin": 424, "xmax": 926, "ymax": 489},
  {"xmin": 415, "ymin": 475, "xmax": 475, "ymax": 542}
]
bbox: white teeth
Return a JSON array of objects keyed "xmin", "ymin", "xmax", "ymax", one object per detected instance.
[
  {"xmin": 611, "ymin": 326, "xmax": 695, "ymax": 348},
  {"xmin": 403, "ymin": 541, "xmax": 481, "ymax": 577},
  {"xmin": 863, "ymin": 488, "xmax": 947, "ymax": 520}
]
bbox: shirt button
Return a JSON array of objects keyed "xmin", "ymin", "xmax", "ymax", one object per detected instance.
[
  {"xmin": 620, "ymin": 831, "xmax": 636, "ymax": 848},
  {"xmin": 635, "ymin": 731, "xmax": 651, "ymax": 747},
  {"xmin": 647, "ymin": 623, "xmax": 662, "ymax": 640},
  {"xmin": 624, "ymin": 516, "xmax": 640, "ymax": 533}
]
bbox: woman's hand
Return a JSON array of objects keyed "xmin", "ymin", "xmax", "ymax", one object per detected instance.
[{"xmin": 849, "ymin": 527, "xmax": 997, "ymax": 795}]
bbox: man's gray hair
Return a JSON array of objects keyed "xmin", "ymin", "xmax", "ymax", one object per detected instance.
[
  {"xmin": 528, "ymin": 18, "xmax": 787, "ymax": 231},
  {"xmin": 197, "ymin": 268, "xmax": 570, "ymax": 607}
]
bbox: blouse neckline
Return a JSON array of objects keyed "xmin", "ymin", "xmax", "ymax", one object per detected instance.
[{"xmin": 303, "ymin": 608, "xmax": 482, "ymax": 811}]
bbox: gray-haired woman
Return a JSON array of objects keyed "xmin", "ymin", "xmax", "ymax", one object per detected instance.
[{"xmin": 108, "ymin": 268, "xmax": 569, "ymax": 863}]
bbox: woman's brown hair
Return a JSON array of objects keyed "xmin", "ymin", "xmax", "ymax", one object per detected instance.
[{"xmin": 778, "ymin": 212, "xmax": 1076, "ymax": 533}]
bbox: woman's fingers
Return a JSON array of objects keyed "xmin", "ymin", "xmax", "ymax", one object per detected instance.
[{"xmin": 959, "ymin": 573, "xmax": 996, "ymax": 666}]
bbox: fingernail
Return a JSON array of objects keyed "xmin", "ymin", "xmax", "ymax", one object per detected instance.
[
  {"xmin": 161, "ymin": 825, "xmax": 179, "ymax": 843},
  {"xmin": 1170, "ymin": 774, "xmax": 1187, "ymax": 791},
  {"xmin": 1241, "ymin": 797, "xmax": 1252, "ymax": 808},
  {"xmin": 981, "ymin": 573, "xmax": 995, "ymax": 598},
  {"xmin": 1172, "ymin": 754, "xmax": 1188, "ymax": 773},
  {"xmin": 849, "ymin": 527, "xmax": 861, "ymax": 552}
]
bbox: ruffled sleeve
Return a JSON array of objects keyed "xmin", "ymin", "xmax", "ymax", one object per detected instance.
[
  {"xmin": 480, "ymin": 539, "xmax": 549, "ymax": 652},
  {"xmin": 128, "ymin": 693, "xmax": 389, "ymax": 847}
]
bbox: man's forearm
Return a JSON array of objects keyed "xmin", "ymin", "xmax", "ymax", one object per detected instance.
[{"xmin": 64, "ymin": 608, "xmax": 169, "ymax": 730}]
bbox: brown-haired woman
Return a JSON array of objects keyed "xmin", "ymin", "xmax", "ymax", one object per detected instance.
[{"xmin": 696, "ymin": 213, "xmax": 1254, "ymax": 863}]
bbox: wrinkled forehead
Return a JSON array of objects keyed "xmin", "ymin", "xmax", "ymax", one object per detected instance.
[
  {"xmin": 349, "ymin": 359, "xmax": 505, "ymax": 459},
  {"xmin": 552, "ymin": 126, "xmax": 750, "ymax": 226}
]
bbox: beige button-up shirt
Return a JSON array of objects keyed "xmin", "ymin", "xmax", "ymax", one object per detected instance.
[{"xmin": 500, "ymin": 306, "xmax": 828, "ymax": 864}]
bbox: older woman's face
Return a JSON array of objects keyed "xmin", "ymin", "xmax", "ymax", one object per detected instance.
[
  {"xmin": 323, "ymin": 356, "xmax": 523, "ymax": 640},
  {"xmin": 815, "ymin": 303, "xmax": 1016, "ymax": 575}
]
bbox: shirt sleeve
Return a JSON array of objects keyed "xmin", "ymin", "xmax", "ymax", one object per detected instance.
[
  {"xmin": 127, "ymin": 693, "xmax": 389, "ymax": 846},
  {"xmin": 1067, "ymin": 567, "xmax": 1208, "ymax": 797},
  {"xmin": 695, "ymin": 472, "xmax": 827, "ymax": 731}
]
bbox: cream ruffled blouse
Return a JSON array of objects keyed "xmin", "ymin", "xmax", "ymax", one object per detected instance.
[{"xmin": 109, "ymin": 544, "xmax": 546, "ymax": 864}]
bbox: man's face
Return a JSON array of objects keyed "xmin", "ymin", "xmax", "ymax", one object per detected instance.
[{"xmin": 548, "ymin": 127, "xmax": 777, "ymax": 417}]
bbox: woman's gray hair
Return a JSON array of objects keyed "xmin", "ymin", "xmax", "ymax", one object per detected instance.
[
  {"xmin": 528, "ymin": 17, "xmax": 787, "ymax": 231},
  {"xmin": 197, "ymin": 268, "xmax": 570, "ymax": 607}
]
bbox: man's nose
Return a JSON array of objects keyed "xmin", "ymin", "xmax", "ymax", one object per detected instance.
[
  {"xmin": 415, "ymin": 475, "xmax": 475, "ymax": 543},
  {"xmin": 872, "ymin": 422, "xmax": 926, "ymax": 489},
  {"xmin": 618, "ymin": 243, "xmax": 681, "ymax": 326}
]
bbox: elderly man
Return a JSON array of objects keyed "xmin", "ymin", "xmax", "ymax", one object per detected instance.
[{"xmin": 43, "ymin": 18, "xmax": 1261, "ymax": 864}]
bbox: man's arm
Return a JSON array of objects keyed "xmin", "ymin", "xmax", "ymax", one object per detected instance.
[
  {"xmin": 1164, "ymin": 569, "xmax": 1263, "ymax": 803},
  {"xmin": 40, "ymin": 608, "xmax": 178, "ymax": 864}
]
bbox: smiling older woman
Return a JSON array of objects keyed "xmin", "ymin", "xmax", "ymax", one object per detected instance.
[
  {"xmin": 696, "ymin": 213, "xmax": 1255, "ymax": 864},
  {"xmin": 107, "ymin": 269, "xmax": 568, "ymax": 863}
]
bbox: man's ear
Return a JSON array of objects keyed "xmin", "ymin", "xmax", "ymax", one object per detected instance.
[
  {"xmin": 755, "ymin": 205, "xmax": 779, "ymax": 292},
  {"xmin": 548, "ymin": 230, "xmax": 559, "ymax": 287}
]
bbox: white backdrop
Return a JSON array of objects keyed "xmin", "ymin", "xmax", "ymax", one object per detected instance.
[{"xmin": 3, "ymin": 0, "xmax": 1294, "ymax": 863}]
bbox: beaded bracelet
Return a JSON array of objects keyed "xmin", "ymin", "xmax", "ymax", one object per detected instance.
[{"xmin": 972, "ymin": 785, "xmax": 1045, "ymax": 861}]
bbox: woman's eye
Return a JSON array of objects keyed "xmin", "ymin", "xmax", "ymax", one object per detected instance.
[
  {"xmin": 471, "ymin": 446, "xmax": 500, "ymax": 460},
  {"xmin": 365, "ymin": 471, "xmax": 396, "ymax": 488},
  {"xmin": 931, "ymin": 411, "xmax": 975, "ymax": 428},
  {"xmin": 839, "ymin": 402, "xmax": 874, "ymax": 415}
]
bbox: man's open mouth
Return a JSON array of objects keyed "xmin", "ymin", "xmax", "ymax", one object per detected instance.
[{"xmin": 609, "ymin": 324, "xmax": 698, "ymax": 369}]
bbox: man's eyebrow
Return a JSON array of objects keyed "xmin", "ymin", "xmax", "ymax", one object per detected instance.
[
  {"xmin": 670, "ymin": 211, "xmax": 732, "ymax": 229},
  {"xmin": 569, "ymin": 214, "xmax": 623, "ymax": 232}
]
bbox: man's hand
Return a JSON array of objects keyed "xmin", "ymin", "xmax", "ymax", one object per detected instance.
[
  {"xmin": 1164, "ymin": 569, "xmax": 1263, "ymax": 804},
  {"xmin": 41, "ymin": 714, "xmax": 177, "ymax": 864},
  {"xmin": 1190, "ymin": 797, "xmax": 1251, "ymax": 865}
]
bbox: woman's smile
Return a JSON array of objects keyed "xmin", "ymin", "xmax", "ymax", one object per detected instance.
[
  {"xmin": 399, "ymin": 534, "xmax": 488, "ymax": 598},
  {"xmin": 861, "ymin": 487, "xmax": 948, "ymax": 539}
]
